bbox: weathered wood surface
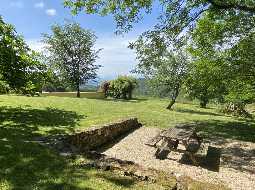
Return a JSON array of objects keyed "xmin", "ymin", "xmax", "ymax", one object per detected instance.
[
  {"xmin": 160, "ymin": 128, "xmax": 194, "ymax": 140},
  {"xmin": 145, "ymin": 133, "xmax": 162, "ymax": 147},
  {"xmin": 160, "ymin": 124, "xmax": 196, "ymax": 140},
  {"xmin": 147, "ymin": 124, "xmax": 204, "ymax": 164}
]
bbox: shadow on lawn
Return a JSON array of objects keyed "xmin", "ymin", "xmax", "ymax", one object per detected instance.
[
  {"xmin": 98, "ymin": 97, "xmax": 148, "ymax": 103},
  {"xmin": 175, "ymin": 108, "xmax": 223, "ymax": 117},
  {"xmin": 196, "ymin": 119, "xmax": 255, "ymax": 143},
  {"xmin": 195, "ymin": 119, "xmax": 255, "ymax": 174},
  {"xmin": 96, "ymin": 172, "xmax": 135, "ymax": 187},
  {"xmin": 0, "ymin": 106, "xmax": 89, "ymax": 189},
  {"xmin": 0, "ymin": 106, "xmax": 84, "ymax": 129}
]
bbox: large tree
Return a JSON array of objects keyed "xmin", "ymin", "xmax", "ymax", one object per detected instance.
[
  {"xmin": 184, "ymin": 59, "xmax": 226, "ymax": 108},
  {"xmin": 129, "ymin": 33, "xmax": 189, "ymax": 109},
  {"xmin": 0, "ymin": 16, "xmax": 46, "ymax": 94},
  {"xmin": 188, "ymin": 12, "xmax": 255, "ymax": 112},
  {"xmin": 43, "ymin": 22, "xmax": 101, "ymax": 97}
]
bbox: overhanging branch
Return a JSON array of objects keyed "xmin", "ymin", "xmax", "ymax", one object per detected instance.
[{"xmin": 208, "ymin": 0, "xmax": 255, "ymax": 13}]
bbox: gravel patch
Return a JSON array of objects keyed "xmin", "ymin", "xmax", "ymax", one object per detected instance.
[{"xmin": 103, "ymin": 127, "xmax": 255, "ymax": 190}]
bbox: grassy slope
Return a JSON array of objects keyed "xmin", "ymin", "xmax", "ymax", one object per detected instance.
[{"xmin": 0, "ymin": 95, "xmax": 254, "ymax": 189}]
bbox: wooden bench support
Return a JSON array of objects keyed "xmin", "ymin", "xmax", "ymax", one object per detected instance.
[
  {"xmin": 155, "ymin": 139, "xmax": 171, "ymax": 160},
  {"xmin": 148, "ymin": 124, "xmax": 205, "ymax": 166}
]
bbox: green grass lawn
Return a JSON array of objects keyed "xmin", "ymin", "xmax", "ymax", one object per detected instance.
[{"xmin": 0, "ymin": 95, "xmax": 254, "ymax": 189}]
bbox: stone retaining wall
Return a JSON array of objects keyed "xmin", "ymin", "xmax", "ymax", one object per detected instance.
[{"xmin": 70, "ymin": 118, "xmax": 141, "ymax": 151}]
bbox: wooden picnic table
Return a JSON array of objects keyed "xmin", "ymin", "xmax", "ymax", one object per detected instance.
[{"xmin": 146, "ymin": 124, "xmax": 203, "ymax": 165}]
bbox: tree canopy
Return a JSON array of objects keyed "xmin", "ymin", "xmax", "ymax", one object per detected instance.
[
  {"xmin": 187, "ymin": 12, "xmax": 255, "ymax": 111},
  {"xmin": 42, "ymin": 22, "xmax": 101, "ymax": 97},
  {"xmin": 64, "ymin": 0, "xmax": 255, "ymax": 38},
  {"xmin": 0, "ymin": 16, "xmax": 47, "ymax": 94},
  {"xmin": 130, "ymin": 36, "xmax": 189, "ymax": 109}
]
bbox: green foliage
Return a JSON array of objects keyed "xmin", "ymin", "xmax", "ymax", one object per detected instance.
[
  {"xmin": 0, "ymin": 16, "xmax": 29, "ymax": 89},
  {"xmin": 0, "ymin": 80, "xmax": 10, "ymax": 94},
  {"xmin": 184, "ymin": 60, "xmax": 226, "ymax": 108},
  {"xmin": 188, "ymin": 12, "xmax": 255, "ymax": 110},
  {"xmin": 64, "ymin": 0, "xmax": 255, "ymax": 36},
  {"xmin": 108, "ymin": 76, "xmax": 138, "ymax": 99},
  {"xmin": 42, "ymin": 69, "xmax": 72, "ymax": 92},
  {"xmin": 42, "ymin": 21, "xmax": 101, "ymax": 97},
  {"xmin": 20, "ymin": 81, "xmax": 37, "ymax": 96},
  {"xmin": 0, "ymin": 17, "xmax": 47, "ymax": 95},
  {"xmin": 223, "ymin": 32, "xmax": 255, "ymax": 105},
  {"xmin": 130, "ymin": 32, "xmax": 189, "ymax": 109}
]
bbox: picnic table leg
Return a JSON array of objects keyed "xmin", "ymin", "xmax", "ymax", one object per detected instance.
[
  {"xmin": 155, "ymin": 138, "xmax": 173, "ymax": 160},
  {"xmin": 191, "ymin": 132, "xmax": 203, "ymax": 145},
  {"xmin": 186, "ymin": 152, "xmax": 199, "ymax": 166},
  {"xmin": 182, "ymin": 140, "xmax": 199, "ymax": 165}
]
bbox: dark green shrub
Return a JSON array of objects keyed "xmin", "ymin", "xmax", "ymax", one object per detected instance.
[{"xmin": 108, "ymin": 76, "xmax": 137, "ymax": 99}]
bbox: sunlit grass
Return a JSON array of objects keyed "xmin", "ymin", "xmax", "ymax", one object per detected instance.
[{"xmin": 0, "ymin": 95, "xmax": 254, "ymax": 189}]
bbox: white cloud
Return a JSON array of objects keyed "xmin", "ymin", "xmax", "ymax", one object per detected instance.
[
  {"xmin": 10, "ymin": 1, "xmax": 24, "ymax": 8},
  {"xmin": 34, "ymin": 2, "xmax": 44, "ymax": 9},
  {"xmin": 45, "ymin": 9, "xmax": 56, "ymax": 16}
]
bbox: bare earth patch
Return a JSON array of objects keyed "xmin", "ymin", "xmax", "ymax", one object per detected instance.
[{"xmin": 103, "ymin": 127, "xmax": 255, "ymax": 190}]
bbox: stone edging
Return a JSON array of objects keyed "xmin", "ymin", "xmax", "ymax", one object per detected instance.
[{"xmin": 69, "ymin": 118, "xmax": 142, "ymax": 151}]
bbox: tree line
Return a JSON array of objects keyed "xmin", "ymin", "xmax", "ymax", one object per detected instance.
[
  {"xmin": 1, "ymin": 0, "xmax": 255, "ymax": 116},
  {"xmin": 64, "ymin": 0, "xmax": 255, "ymax": 116}
]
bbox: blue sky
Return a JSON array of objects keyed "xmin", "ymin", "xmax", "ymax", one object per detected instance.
[{"xmin": 0, "ymin": 0, "xmax": 159, "ymax": 79}]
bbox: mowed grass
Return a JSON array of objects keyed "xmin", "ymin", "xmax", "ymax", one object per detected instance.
[{"xmin": 0, "ymin": 95, "xmax": 254, "ymax": 190}]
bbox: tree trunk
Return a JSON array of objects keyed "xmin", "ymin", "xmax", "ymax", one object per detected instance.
[
  {"xmin": 128, "ymin": 90, "xmax": 132, "ymax": 100},
  {"xmin": 77, "ymin": 84, "xmax": 80, "ymax": 98},
  {"xmin": 200, "ymin": 99, "xmax": 208, "ymax": 108},
  {"xmin": 166, "ymin": 99, "xmax": 176, "ymax": 110},
  {"xmin": 166, "ymin": 86, "xmax": 180, "ymax": 110}
]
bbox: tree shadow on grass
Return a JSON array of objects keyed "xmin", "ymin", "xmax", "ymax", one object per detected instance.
[
  {"xmin": 174, "ymin": 108, "xmax": 223, "ymax": 117},
  {"xmin": 98, "ymin": 97, "xmax": 148, "ymax": 103},
  {"xmin": 0, "ymin": 106, "xmax": 84, "ymax": 129},
  {"xmin": 194, "ymin": 119, "xmax": 255, "ymax": 174},
  {"xmin": 0, "ymin": 106, "xmax": 88, "ymax": 189},
  {"xmin": 196, "ymin": 119, "xmax": 255, "ymax": 143},
  {"xmin": 95, "ymin": 172, "xmax": 136, "ymax": 188}
]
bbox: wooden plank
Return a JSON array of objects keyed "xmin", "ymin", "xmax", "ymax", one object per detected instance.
[{"xmin": 145, "ymin": 133, "xmax": 163, "ymax": 147}]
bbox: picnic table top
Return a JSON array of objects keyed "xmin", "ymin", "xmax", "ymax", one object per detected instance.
[{"xmin": 160, "ymin": 124, "xmax": 196, "ymax": 140}]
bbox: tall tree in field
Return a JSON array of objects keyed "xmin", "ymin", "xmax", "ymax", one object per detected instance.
[
  {"xmin": 130, "ymin": 35, "xmax": 189, "ymax": 109},
  {"xmin": 43, "ymin": 22, "xmax": 101, "ymax": 97},
  {"xmin": 188, "ymin": 13, "xmax": 255, "ymax": 113}
]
